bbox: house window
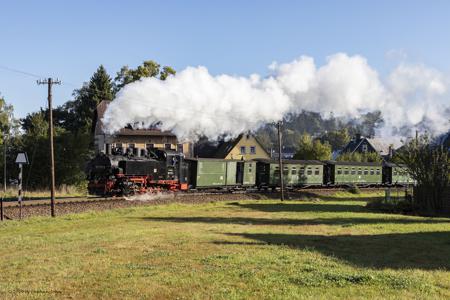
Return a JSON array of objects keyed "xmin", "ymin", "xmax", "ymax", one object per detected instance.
[
  {"xmin": 146, "ymin": 143, "xmax": 154, "ymax": 150},
  {"xmin": 128, "ymin": 144, "xmax": 135, "ymax": 155},
  {"xmin": 250, "ymin": 146, "xmax": 256, "ymax": 154},
  {"xmin": 240, "ymin": 146, "xmax": 246, "ymax": 154},
  {"xmin": 116, "ymin": 143, "xmax": 123, "ymax": 149},
  {"xmin": 177, "ymin": 144, "xmax": 183, "ymax": 153},
  {"xmin": 362, "ymin": 143, "xmax": 368, "ymax": 152},
  {"xmin": 165, "ymin": 144, "xmax": 172, "ymax": 150}
]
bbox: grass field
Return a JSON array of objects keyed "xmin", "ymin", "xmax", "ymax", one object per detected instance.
[{"xmin": 0, "ymin": 194, "xmax": 449, "ymax": 299}]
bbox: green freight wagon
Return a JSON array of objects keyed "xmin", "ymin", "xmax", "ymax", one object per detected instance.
[
  {"xmin": 186, "ymin": 158, "xmax": 256, "ymax": 189},
  {"xmin": 255, "ymin": 159, "xmax": 324, "ymax": 188},
  {"xmin": 325, "ymin": 161, "xmax": 383, "ymax": 185},
  {"xmin": 383, "ymin": 163, "xmax": 415, "ymax": 185}
]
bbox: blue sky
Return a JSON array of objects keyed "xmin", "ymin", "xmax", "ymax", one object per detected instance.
[{"xmin": 1, "ymin": 0, "xmax": 450, "ymax": 117}]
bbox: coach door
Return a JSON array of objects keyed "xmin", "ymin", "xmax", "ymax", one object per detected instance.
[{"xmin": 236, "ymin": 161, "xmax": 244, "ymax": 185}]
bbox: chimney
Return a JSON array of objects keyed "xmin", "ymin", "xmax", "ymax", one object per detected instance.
[
  {"xmin": 388, "ymin": 145, "xmax": 393, "ymax": 159},
  {"xmin": 355, "ymin": 133, "xmax": 362, "ymax": 140}
]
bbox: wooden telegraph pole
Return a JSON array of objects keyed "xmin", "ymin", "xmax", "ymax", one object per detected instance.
[
  {"xmin": 277, "ymin": 121, "xmax": 285, "ymax": 201},
  {"xmin": 1, "ymin": 130, "xmax": 5, "ymax": 221},
  {"xmin": 37, "ymin": 78, "xmax": 61, "ymax": 217}
]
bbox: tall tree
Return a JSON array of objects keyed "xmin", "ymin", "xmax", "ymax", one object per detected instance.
[
  {"xmin": 294, "ymin": 133, "xmax": 332, "ymax": 160},
  {"xmin": 396, "ymin": 134, "xmax": 449, "ymax": 213},
  {"xmin": 320, "ymin": 128, "xmax": 351, "ymax": 151},
  {"xmin": 72, "ymin": 65, "xmax": 113, "ymax": 133},
  {"xmin": 0, "ymin": 97, "xmax": 18, "ymax": 144},
  {"xmin": 114, "ymin": 60, "xmax": 176, "ymax": 93}
]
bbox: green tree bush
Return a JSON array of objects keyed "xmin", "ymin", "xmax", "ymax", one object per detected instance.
[{"xmin": 294, "ymin": 133, "xmax": 332, "ymax": 160}]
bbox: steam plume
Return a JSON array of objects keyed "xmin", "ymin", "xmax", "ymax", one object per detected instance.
[{"xmin": 103, "ymin": 53, "xmax": 449, "ymax": 141}]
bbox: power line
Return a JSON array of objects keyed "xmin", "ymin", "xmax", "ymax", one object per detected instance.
[{"xmin": 0, "ymin": 64, "xmax": 45, "ymax": 79}]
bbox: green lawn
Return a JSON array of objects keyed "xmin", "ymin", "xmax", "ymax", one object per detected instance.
[{"xmin": 0, "ymin": 197, "xmax": 449, "ymax": 299}]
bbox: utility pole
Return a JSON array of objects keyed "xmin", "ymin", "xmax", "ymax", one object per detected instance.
[
  {"xmin": 1, "ymin": 110, "xmax": 11, "ymax": 222},
  {"xmin": 277, "ymin": 121, "xmax": 285, "ymax": 201},
  {"xmin": 37, "ymin": 78, "xmax": 61, "ymax": 217},
  {"xmin": 1, "ymin": 130, "xmax": 5, "ymax": 221}
]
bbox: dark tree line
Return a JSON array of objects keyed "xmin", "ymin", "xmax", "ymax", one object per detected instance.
[{"xmin": 255, "ymin": 111, "xmax": 384, "ymax": 161}]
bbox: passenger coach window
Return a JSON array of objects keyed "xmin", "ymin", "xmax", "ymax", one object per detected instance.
[
  {"xmin": 376, "ymin": 169, "xmax": 380, "ymax": 175},
  {"xmin": 370, "ymin": 169, "xmax": 374, "ymax": 175},
  {"xmin": 337, "ymin": 169, "xmax": 342, "ymax": 175},
  {"xmin": 364, "ymin": 169, "xmax": 368, "ymax": 175},
  {"xmin": 314, "ymin": 168, "xmax": 320, "ymax": 175},
  {"xmin": 300, "ymin": 168, "xmax": 305, "ymax": 175},
  {"xmin": 307, "ymin": 169, "xmax": 312, "ymax": 175},
  {"xmin": 344, "ymin": 169, "xmax": 349, "ymax": 175},
  {"xmin": 351, "ymin": 169, "xmax": 356, "ymax": 175}
]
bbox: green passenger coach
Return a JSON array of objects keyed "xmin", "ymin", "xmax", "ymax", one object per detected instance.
[
  {"xmin": 186, "ymin": 158, "xmax": 256, "ymax": 189},
  {"xmin": 383, "ymin": 163, "xmax": 415, "ymax": 185},
  {"xmin": 325, "ymin": 161, "xmax": 383, "ymax": 185},
  {"xmin": 255, "ymin": 159, "xmax": 324, "ymax": 188}
]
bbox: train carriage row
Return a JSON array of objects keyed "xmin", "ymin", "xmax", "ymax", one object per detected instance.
[{"xmin": 86, "ymin": 150, "xmax": 415, "ymax": 196}]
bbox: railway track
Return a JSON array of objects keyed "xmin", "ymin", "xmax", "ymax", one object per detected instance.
[{"xmin": 1, "ymin": 186, "xmax": 399, "ymax": 220}]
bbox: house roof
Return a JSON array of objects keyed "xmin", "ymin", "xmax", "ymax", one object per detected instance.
[
  {"xmin": 342, "ymin": 136, "xmax": 401, "ymax": 156},
  {"xmin": 194, "ymin": 134, "xmax": 269, "ymax": 158},
  {"xmin": 94, "ymin": 100, "xmax": 176, "ymax": 137}
]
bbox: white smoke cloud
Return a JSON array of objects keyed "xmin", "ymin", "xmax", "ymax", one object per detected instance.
[{"xmin": 103, "ymin": 53, "xmax": 450, "ymax": 141}]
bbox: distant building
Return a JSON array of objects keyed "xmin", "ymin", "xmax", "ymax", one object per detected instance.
[
  {"xmin": 194, "ymin": 133, "xmax": 270, "ymax": 160},
  {"xmin": 93, "ymin": 100, "xmax": 192, "ymax": 157},
  {"xmin": 340, "ymin": 134, "xmax": 401, "ymax": 160}
]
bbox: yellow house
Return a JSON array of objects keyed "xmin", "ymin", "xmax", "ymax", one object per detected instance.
[{"xmin": 194, "ymin": 134, "xmax": 270, "ymax": 160}]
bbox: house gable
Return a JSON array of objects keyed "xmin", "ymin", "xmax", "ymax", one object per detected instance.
[{"xmin": 224, "ymin": 134, "xmax": 270, "ymax": 160}]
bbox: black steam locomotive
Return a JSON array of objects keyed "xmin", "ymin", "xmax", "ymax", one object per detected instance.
[{"xmin": 86, "ymin": 149, "xmax": 188, "ymax": 196}]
